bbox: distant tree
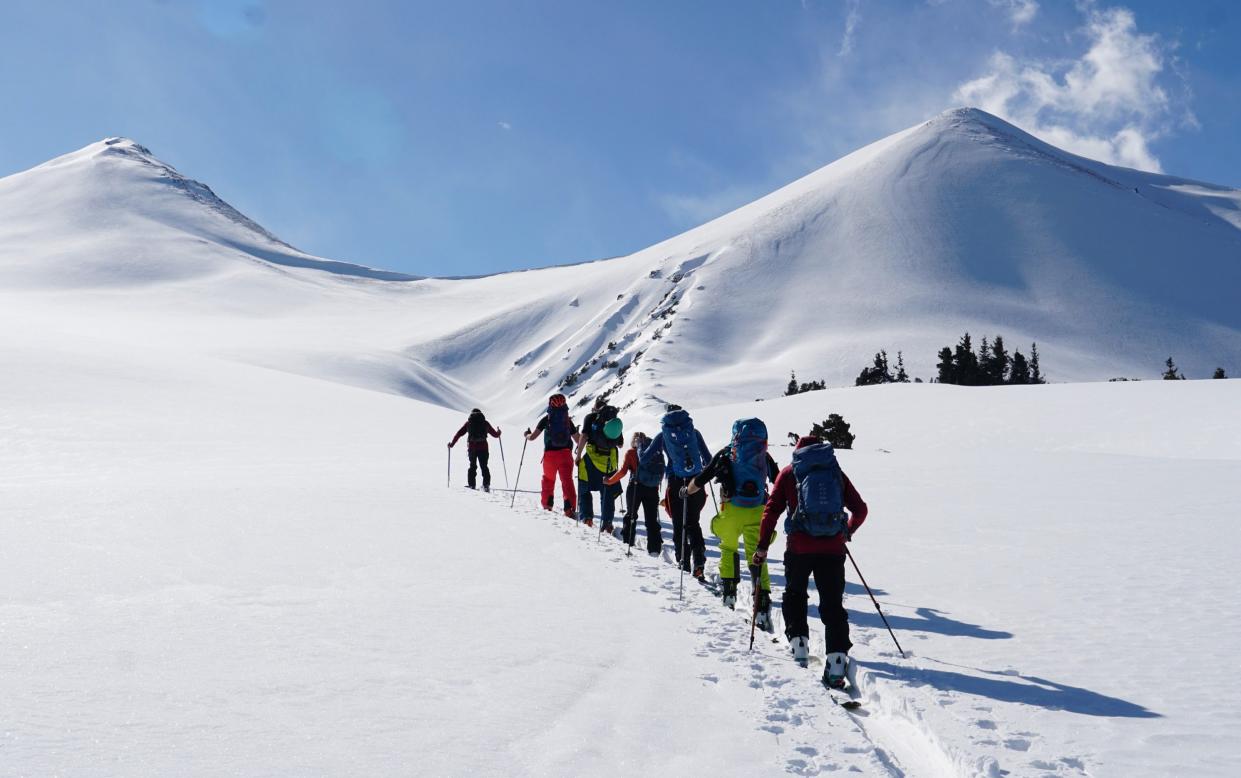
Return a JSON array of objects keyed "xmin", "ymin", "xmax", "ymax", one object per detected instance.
[
  {"xmin": 895, "ymin": 351, "xmax": 910, "ymax": 383},
  {"xmin": 1163, "ymin": 357, "xmax": 1185, "ymax": 381},
  {"xmin": 811, "ymin": 413, "xmax": 855, "ymax": 449},
  {"xmin": 1009, "ymin": 351, "xmax": 1031, "ymax": 385},
  {"xmin": 786, "ymin": 371, "xmax": 799, "ymax": 396},
  {"xmin": 954, "ymin": 333, "xmax": 981, "ymax": 385},
  {"xmin": 1030, "ymin": 342, "xmax": 1045, "ymax": 384},
  {"xmin": 786, "ymin": 371, "xmax": 827, "ymax": 395},
  {"xmin": 936, "ymin": 347, "xmax": 956, "ymax": 384},
  {"xmin": 986, "ymin": 335, "xmax": 1010, "ymax": 384},
  {"xmin": 1214, "ymin": 367, "xmax": 1227, "ymax": 379},
  {"xmin": 855, "ymin": 351, "xmax": 893, "ymax": 386}
]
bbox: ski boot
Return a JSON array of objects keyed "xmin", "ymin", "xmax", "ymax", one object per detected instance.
[
  {"xmin": 823, "ymin": 652, "xmax": 849, "ymax": 690},
  {"xmin": 601, "ymin": 522, "xmax": 614, "ymax": 536},
  {"xmin": 720, "ymin": 578, "xmax": 739, "ymax": 610},
  {"xmin": 692, "ymin": 566, "xmax": 705, "ymax": 582},
  {"xmin": 482, "ymin": 485, "xmax": 490, "ymax": 493},
  {"xmin": 789, "ymin": 636, "xmax": 810, "ymax": 663},
  {"xmin": 754, "ymin": 590, "xmax": 774, "ymax": 633}
]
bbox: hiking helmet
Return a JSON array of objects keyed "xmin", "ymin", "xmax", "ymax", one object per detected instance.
[{"xmin": 549, "ymin": 393, "xmax": 567, "ymax": 408}]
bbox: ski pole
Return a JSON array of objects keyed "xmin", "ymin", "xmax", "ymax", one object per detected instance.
[
  {"xmin": 748, "ymin": 564, "xmax": 761, "ymax": 651},
  {"xmin": 679, "ymin": 488, "xmax": 689, "ymax": 600},
  {"xmin": 708, "ymin": 482, "xmax": 720, "ymax": 517},
  {"xmin": 447, "ymin": 444, "xmax": 452, "ymax": 488},
  {"xmin": 499, "ymin": 436, "xmax": 510, "ymax": 489},
  {"xmin": 846, "ymin": 547, "xmax": 906, "ymax": 658},
  {"xmin": 510, "ymin": 437, "xmax": 529, "ymax": 509}
]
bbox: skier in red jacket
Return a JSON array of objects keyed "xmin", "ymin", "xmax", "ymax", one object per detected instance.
[{"xmin": 753, "ymin": 435, "xmax": 868, "ymax": 687}]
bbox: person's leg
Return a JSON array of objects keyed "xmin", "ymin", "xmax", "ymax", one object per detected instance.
[
  {"xmin": 640, "ymin": 485, "xmax": 661, "ymax": 553},
  {"xmin": 782, "ymin": 551, "xmax": 813, "ymax": 641},
  {"xmin": 813, "ymin": 555, "xmax": 853, "ymax": 655},
  {"xmin": 622, "ymin": 481, "xmax": 638, "ymax": 545},
  {"xmin": 667, "ymin": 479, "xmax": 685, "ymax": 567},
  {"xmin": 714, "ymin": 502, "xmax": 742, "ymax": 581},
  {"xmin": 479, "ymin": 450, "xmax": 491, "ymax": 490},
  {"xmin": 687, "ymin": 489, "xmax": 709, "ymax": 571},
  {"xmin": 554, "ymin": 451, "xmax": 576, "ymax": 515},
  {"xmin": 466, "ymin": 450, "xmax": 479, "ymax": 489},
  {"xmin": 540, "ymin": 452, "xmax": 556, "ymax": 509},
  {"xmin": 739, "ymin": 506, "xmax": 771, "ymax": 591}
]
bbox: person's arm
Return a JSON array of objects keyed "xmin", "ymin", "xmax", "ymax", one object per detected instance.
[
  {"xmin": 525, "ymin": 417, "xmax": 546, "ymax": 442},
  {"xmin": 637, "ymin": 433, "xmax": 664, "ymax": 465},
  {"xmin": 765, "ymin": 453, "xmax": 780, "ymax": 483},
  {"xmin": 488, "ymin": 423, "xmax": 501, "ymax": 438},
  {"xmin": 755, "ymin": 468, "xmax": 792, "ymax": 558},
  {"xmin": 604, "ymin": 449, "xmax": 636, "ymax": 486},
  {"xmin": 696, "ymin": 430, "xmax": 712, "ymax": 464},
  {"xmin": 841, "ymin": 472, "xmax": 868, "ymax": 537},
  {"xmin": 449, "ymin": 422, "xmax": 467, "ymax": 447},
  {"xmin": 687, "ymin": 448, "xmax": 726, "ymax": 493}
]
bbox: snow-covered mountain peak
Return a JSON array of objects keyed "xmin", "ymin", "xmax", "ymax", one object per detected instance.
[{"xmin": 0, "ymin": 137, "xmax": 418, "ymax": 288}]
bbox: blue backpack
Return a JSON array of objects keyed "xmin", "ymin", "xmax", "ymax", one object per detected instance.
[
  {"xmin": 728, "ymin": 417, "xmax": 769, "ymax": 508},
  {"xmin": 636, "ymin": 441, "xmax": 666, "ymax": 488},
  {"xmin": 545, "ymin": 405, "xmax": 572, "ymax": 449},
  {"xmin": 660, "ymin": 409, "xmax": 705, "ymax": 478},
  {"xmin": 787, "ymin": 443, "xmax": 847, "ymax": 537}
]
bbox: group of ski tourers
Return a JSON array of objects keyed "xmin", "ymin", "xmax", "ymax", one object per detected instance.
[{"xmin": 448, "ymin": 394, "xmax": 869, "ymax": 690}]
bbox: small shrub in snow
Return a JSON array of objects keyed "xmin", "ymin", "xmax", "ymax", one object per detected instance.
[
  {"xmin": 1214, "ymin": 367, "xmax": 1228, "ymax": 379},
  {"xmin": 810, "ymin": 413, "xmax": 855, "ymax": 449}
]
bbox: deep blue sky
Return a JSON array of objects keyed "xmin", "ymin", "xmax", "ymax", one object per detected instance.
[{"xmin": 2, "ymin": 1, "xmax": 1237, "ymax": 276}]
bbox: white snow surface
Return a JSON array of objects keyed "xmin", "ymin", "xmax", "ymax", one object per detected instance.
[{"xmin": 3, "ymin": 109, "xmax": 1241, "ymax": 776}]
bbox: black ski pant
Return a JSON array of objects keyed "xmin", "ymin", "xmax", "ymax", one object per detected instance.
[
  {"xmin": 782, "ymin": 551, "xmax": 852, "ymax": 655},
  {"xmin": 467, "ymin": 450, "xmax": 491, "ymax": 489},
  {"xmin": 667, "ymin": 475, "xmax": 707, "ymax": 572},
  {"xmin": 623, "ymin": 481, "xmax": 661, "ymax": 552}
]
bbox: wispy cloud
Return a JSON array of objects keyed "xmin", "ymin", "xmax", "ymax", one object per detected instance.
[
  {"xmin": 497, "ymin": 121, "xmax": 512, "ymax": 131},
  {"xmin": 838, "ymin": 0, "xmax": 862, "ymax": 57},
  {"xmin": 988, "ymin": 0, "xmax": 1038, "ymax": 29},
  {"xmin": 954, "ymin": 5, "xmax": 1187, "ymax": 171}
]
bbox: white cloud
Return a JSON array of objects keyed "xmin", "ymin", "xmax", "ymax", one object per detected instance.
[
  {"xmin": 838, "ymin": 0, "xmax": 862, "ymax": 57},
  {"xmin": 497, "ymin": 121, "xmax": 512, "ymax": 131},
  {"xmin": 988, "ymin": 0, "xmax": 1039, "ymax": 28},
  {"xmin": 953, "ymin": 5, "xmax": 1188, "ymax": 171}
]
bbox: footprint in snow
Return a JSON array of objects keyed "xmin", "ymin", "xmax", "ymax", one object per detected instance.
[{"xmin": 1004, "ymin": 737, "xmax": 1032, "ymax": 751}]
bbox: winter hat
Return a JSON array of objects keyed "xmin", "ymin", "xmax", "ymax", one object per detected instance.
[{"xmin": 795, "ymin": 435, "xmax": 821, "ymax": 450}]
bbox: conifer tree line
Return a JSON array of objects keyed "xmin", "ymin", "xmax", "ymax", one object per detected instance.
[
  {"xmin": 935, "ymin": 334, "xmax": 1043, "ymax": 386},
  {"xmin": 854, "ymin": 350, "xmax": 911, "ymax": 386}
]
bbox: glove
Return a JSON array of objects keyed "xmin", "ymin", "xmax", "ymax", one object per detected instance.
[
  {"xmin": 752, "ymin": 549, "xmax": 768, "ymax": 566},
  {"xmin": 447, "ymin": 441, "xmax": 453, "ymax": 448},
  {"xmin": 678, "ymin": 486, "xmax": 689, "ymax": 498},
  {"xmin": 496, "ymin": 428, "xmax": 502, "ymax": 436}
]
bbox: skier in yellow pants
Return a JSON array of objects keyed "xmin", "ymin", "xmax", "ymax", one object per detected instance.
[
  {"xmin": 684, "ymin": 417, "xmax": 779, "ymax": 629},
  {"xmin": 711, "ymin": 502, "xmax": 773, "ymax": 595}
]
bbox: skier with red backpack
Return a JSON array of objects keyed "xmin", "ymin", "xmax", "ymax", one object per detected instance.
[
  {"xmin": 685, "ymin": 417, "xmax": 780, "ymax": 627},
  {"xmin": 524, "ymin": 394, "xmax": 579, "ymax": 517},
  {"xmin": 448, "ymin": 408, "xmax": 502, "ymax": 491},
  {"xmin": 574, "ymin": 397, "xmax": 624, "ymax": 532},
  {"xmin": 639, "ymin": 405, "xmax": 711, "ymax": 578},
  {"xmin": 604, "ymin": 431, "xmax": 665, "ymax": 556},
  {"xmin": 752, "ymin": 435, "xmax": 868, "ymax": 689}
]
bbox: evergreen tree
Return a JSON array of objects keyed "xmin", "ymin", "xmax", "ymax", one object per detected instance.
[
  {"xmin": 988, "ymin": 335, "xmax": 1010, "ymax": 385},
  {"xmin": 811, "ymin": 413, "xmax": 855, "ymax": 449},
  {"xmin": 895, "ymin": 351, "xmax": 910, "ymax": 383},
  {"xmin": 855, "ymin": 351, "xmax": 893, "ymax": 386},
  {"xmin": 1009, "ymin": 350, "xmax": 1031, "ymax": 384},
  {"xmin": 955, "ymin": 333, "xmax": 981, "ymax": 386},
  {"xmin": 1214, "ymin": 367, "xmax": 1228, "ymax": 379},
  {"xmin": 1163, "ymin": 357, "xmax": 1184, "ymax": 380},
  {"xmin": 979, "ymin": 337, "xmax": 992, "ymax": 383},
  {"xmin": 1030, "ymin": 342, "xmax": 1044, "ymax": 384},
  {"xmin": 786, "ymin": 371, "xmax": 799, "ymax": 396},
  {"xmin": 936, "ymin": 346, "xmax": 956, "ymax": 384}
]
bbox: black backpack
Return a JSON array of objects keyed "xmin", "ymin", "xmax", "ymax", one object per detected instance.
[
  {"xmin": 545, "ymin": 405, "xmax": 572, "ymax": 448},
  {"xmin": 467, "ymin": 410, "xmax": 488, "ymax": 441},
  {"xmin": 589, "ymin": 405, "xmax": 620, "ymax": 450}
]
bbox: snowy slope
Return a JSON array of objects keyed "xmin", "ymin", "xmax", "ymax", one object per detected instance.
[{"xmin": 3, "ymin": 292, "xmax": 1239, "ymax": 775}]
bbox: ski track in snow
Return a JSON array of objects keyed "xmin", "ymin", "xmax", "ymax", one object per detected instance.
[{"xmin": 469, "ymin": 488, "xmax": 1093, "ymax": 778}]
